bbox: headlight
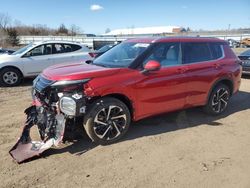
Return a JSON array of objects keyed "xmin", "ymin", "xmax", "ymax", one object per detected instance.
[
  {"xmin": 59, "ymin": 97, "xmax": 76, "ymax": 116},
  {"xmin": 51, "ymin": 79, "xmax": 90, "ymax": 87}
]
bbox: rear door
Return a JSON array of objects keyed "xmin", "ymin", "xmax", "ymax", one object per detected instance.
[
  {"xmin": 50, "ymin": 43, "xmax": 90, "ymax": 65},
  {"xmin": 135, "ymin": 42, "xmax": 189, "ymax": 117},
  {"xmin": 181, "ymin": 42, "xmax": 224, "ymax": 106}
]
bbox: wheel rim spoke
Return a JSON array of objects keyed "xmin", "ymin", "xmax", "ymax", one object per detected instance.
[
  {"xmin": 100, "ymin": 126, "xmax": 112, "ymax": 139},
  {"xmin": 112, "ymin": 121, "xmax": 121, "ymax": 136},
  {"xmin": 111, "ymin": 114, "xmax": 126, "ymax": 120}
]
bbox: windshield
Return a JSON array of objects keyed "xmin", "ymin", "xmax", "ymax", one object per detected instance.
[
  {"xmin": 12, "ymin": 43, "xmax": 35, "ymax": 55},
  {"xmin": 97, "ymin": 45, "xmax": 114, "ymax": 53},
  {"xmin": 93, "ymin": 42, "xmax": 150, "ymax": 67},
  {"xmin": 240, "ymin": 49, "xmax": 250, "ymax": 56}
]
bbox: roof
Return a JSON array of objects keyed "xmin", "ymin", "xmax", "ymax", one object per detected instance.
[
  {"xmin": 125, "ymin": 36, "xmax": 226, "ymax": 43},
  {"xmin": 103, "ymin": 26, "xmax": 181, "ymax": 36},
  {"xmin": 32, "ymin": 40, "xmax": 83, "ymax": 46}
]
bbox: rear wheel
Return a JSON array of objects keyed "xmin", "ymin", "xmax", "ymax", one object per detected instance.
[
  {"xmin": 204, "ymin": 84, "xmax": 230, "ymax": 115},
  {"xmin": 0, "ymin": 67, "xmax": 22, "ymax": 86},
  {"xmin": 83, "ymin": 97, "xmax": 131, "ymax": 145}
]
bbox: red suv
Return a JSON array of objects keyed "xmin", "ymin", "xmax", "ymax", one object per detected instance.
[{"xmin": 10, "ymin": 37, "xmax": 242, "ymax": 162}]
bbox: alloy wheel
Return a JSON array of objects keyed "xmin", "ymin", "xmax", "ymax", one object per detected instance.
[
  {"xmin": 93, "ymin": 105, "xmax": 127, "ymax": 141},
  {"xmin": 3, "ymin": 71, "xmax": 18, "ymax": 85},
  {"xmin": 211, "ymin": 88, "xmax": 229, "ymax": 113}
]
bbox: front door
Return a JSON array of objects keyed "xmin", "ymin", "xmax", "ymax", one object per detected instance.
[{"xmin": 135, "ymin": 42, "xmax": 189, "ymax": 118}]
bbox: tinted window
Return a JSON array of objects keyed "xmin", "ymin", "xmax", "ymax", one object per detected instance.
[
  {"xmin": 71, "ymin": 44, "xmax": 81, "ymax": 52},
  {"xmin": 144, "ymin": 42, "xmax": 181, "ymax": 67},
  {"xmin": 63, "ymin": 44, "xmax": 72, "ymax": 52},
  {"xmin": 53, "ymin": 44, "xmax": 64, "ymax": 54},
  {"xmin": 44, "ymin": 44, "xmax": 52, "ymax": 55},
  {"xmin": 209, "ymin": 43, "xmax": 223, "ymax": 59},
  {"xmin": 182, "ymin": 42, "xmax": 212, "ymax": 64}
]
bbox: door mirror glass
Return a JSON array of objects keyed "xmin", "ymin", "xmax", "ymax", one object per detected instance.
[{"xmin": 143, "ymin": 60, "xmax": 161, "ymax": 72}]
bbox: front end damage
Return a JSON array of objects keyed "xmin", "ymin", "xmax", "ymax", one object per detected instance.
[{"xmin": 9, "ymin": 75, "xmax": 91, "ymax": 163}]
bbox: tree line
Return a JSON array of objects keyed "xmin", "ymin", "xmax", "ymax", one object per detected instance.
[{"xmin": 0, "ymin": 12, "xmax": 82, "ymax": 47}]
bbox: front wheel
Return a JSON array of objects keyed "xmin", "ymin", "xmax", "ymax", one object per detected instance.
[
  {"xmin": 0, "ymin": 67, "xmax": 22, "ymax": 86},
  {"xmin": 83, "ymin": 97, "xmax": 131, "ymax": 145},
  {"xmin": 204, "ymin": 84, "xmax": 230, "ymax": 115}
]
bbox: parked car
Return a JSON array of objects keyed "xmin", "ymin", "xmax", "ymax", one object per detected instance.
[
  {"xmin": 10, "ymin": 37, "xmax": 242, "ymax": 162},
  {"xmin": 227, "ymin": 39, "xmax": 240, "ymax": 48},
  {"xmin": 0, "ymin": 41, "xmax": 92, "ymax": 86},
  {"xmin": 0, "ymin": 48, "xmax": 15, "ymax": 54},
  {"xmin": 238, "ymin": 49, "xmax": 250, "ymax": 75},
  {"xmin": 90, "ymin": 44, "xmax": 117, "ymax": 58},
  {"xmin": 240, "ymin": 38, "xmax": 250, "ymax": 48}
]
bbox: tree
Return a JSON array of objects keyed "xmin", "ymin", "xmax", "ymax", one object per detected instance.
[
  {"xmin": 0, "ymin": 13, "xmax": 11, "ymax": 31},
  {"xmin": 6, "ymin": 27, "xmax": 19, "ymax": 46},
  {"xmin": 57, "ymin": 24, "xmax": 68, "ymax": 35},
  {"xmin": 70, "ymin": 24, "xmax": 81, "ymax": 36}
]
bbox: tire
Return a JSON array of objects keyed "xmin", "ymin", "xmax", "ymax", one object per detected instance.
[
  {"xmin": 0, "ymin": 67, "xmax": 22, "ymax": 87},
  {"xmin": 83, "ymin": 97, "xmax": 131, "ymax": 145},
  {"xmin": 204, "ymin": 84, "xmax": 230, "ymax": 115}
]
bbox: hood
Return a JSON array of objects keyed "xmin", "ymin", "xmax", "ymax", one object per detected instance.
[
  {"xmin": 0, "ymin": 54, "xmax": 18, "ymax": 62},
  {"xmin": 42, "ymin": 62, "xmax": 121, "ymax": 81}
]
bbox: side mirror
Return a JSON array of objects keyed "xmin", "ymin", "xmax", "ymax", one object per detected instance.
[{"xmin": 142, "ymin": 60, "xmax": 161, "ymax": 73}]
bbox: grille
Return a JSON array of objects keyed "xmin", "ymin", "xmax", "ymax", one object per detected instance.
[{"xmin": 33, "ymin": 75, "xmax": 55, "ymax": 92}]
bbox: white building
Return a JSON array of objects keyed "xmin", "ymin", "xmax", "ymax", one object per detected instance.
[{"xmin": 102, "ymin": 26, "xmax": 182, "ymax": 36}]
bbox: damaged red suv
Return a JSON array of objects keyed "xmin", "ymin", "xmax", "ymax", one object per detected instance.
[{"xmin": 10, "ymin": 37, "xmax": 242, "ymax": 163}]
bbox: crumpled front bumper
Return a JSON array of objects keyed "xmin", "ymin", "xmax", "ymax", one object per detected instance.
[{"xmin": 9, "ymin": 106, "xmax": 65, "ymax": 163}]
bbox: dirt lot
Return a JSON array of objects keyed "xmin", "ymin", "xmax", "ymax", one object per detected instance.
[{"xmin": 0, "ymin": 76, "xmax": 250, "ymax": 188}]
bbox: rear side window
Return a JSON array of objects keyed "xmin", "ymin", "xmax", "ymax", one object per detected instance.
[
  {"xmin": 71, "ymin": 44, "xmax": 81, "ymax": 52},
  {"xmin": 209, "ymin": 43, "xmax": 223, "ymax": 59},
  {"xmin": 182, "ymin": 42, "xmax": 212, "ymax": 64}
]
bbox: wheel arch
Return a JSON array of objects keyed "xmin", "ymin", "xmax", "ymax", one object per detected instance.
[
  {"xmin": 89, "ymin": 93, "xmax": 134, "ymax": 120},
  {"xmin": 0, "ymin": 65, "xmax": 24, "ymax": 77},
  {"xmin": 206, "ymin": 77, "xmax": 234, "ymax": 103}
]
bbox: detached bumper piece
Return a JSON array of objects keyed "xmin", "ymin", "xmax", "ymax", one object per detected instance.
[{"xmin": 9, "ymin": 106, "xmax": 65, "ymax": 163}]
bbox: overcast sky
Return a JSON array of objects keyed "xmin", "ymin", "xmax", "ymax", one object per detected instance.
[{"xmin": 1, "ymin": 0, "xmax": 249, "ymax": 34}]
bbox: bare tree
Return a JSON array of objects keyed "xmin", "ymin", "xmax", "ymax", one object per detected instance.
[
  {"xmin": 70, "ymin": 24, "xmax": 81, "ymax": 36},
  {"xmin": 0, "ymin": 13, "xmax": 12, "ymax": 31}
]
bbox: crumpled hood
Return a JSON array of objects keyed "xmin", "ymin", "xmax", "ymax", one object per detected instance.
[{"xmin": 42, "ymin": 62, "xmax": 121, "ymax": 81}]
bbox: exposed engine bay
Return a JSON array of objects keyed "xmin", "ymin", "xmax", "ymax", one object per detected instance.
[{"xmin": 9, "ymin": 75, "xmax": 90, "ymax": 163}]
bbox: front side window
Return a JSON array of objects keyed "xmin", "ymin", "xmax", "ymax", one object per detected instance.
[
  {"xmin": 29, "ymin": 45, "xmax": 44, "ymax": 56},
  {"xmin": 182, "ymin": 42, "xmax": 212, "ymax": 64},
  {"xmin": 143, "ymin": 42, "xmax": 181, "ymax": 67},
  {"xmin": 93, "ymin": 42, "xmax": 150, "ymax": 68}
]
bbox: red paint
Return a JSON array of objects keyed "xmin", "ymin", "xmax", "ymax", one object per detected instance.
[
  {"xmin": 144, "ymin": 60, "xmax": 161, "ymax": 71},
  {"xmin": 42, "ymin": 37, "xmax": 241, "ymax": 121}
]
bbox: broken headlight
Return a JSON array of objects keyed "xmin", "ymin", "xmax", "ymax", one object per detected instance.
[
  {"xmin": 59, "ymin": 97, "xmax": 76, "ymax": 116},
  {"xmin": 59, "ymin": 93, "xmax": 87, "ymax": 117}
]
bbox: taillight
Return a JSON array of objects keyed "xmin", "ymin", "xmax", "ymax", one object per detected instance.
[{"xmin": 89, "ymin": 52, "xmax": 96, "ymax": 58}]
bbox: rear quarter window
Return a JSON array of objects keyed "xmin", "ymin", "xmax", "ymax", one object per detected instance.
[
  {"xmin": 71, "ymin": 44, "xmax": 82, "ymax": 52},
  {"xmin": 209, "ymin": 43, "xmax": 223, "ymax": 59}
]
